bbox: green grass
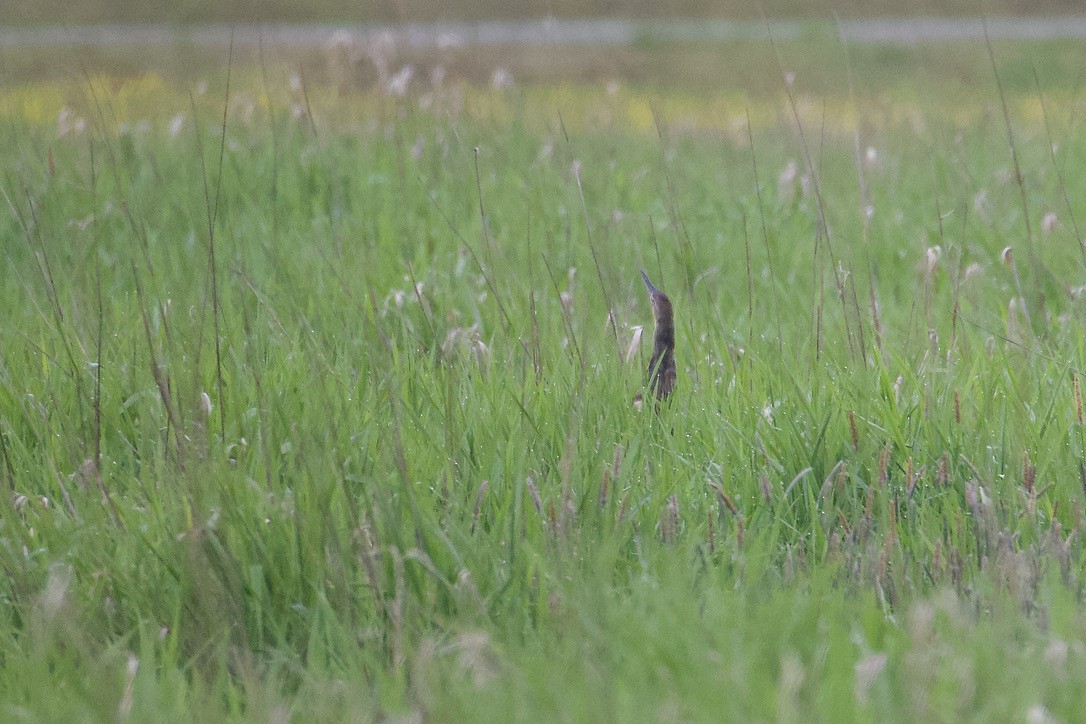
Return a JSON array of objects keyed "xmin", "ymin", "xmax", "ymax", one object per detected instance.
[{"xmin": 2, "ymin": 39, "xmax": 1086, "ymax": 721}]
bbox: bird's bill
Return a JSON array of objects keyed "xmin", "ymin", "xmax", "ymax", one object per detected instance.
[{"xmin": 640, "ymin": 270, "xmax": 659, "ymax": 294}]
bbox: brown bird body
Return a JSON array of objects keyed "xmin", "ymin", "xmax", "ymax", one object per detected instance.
[{"xmin": 641, "ymin": 270, "xmax": 676, "ymax": 401}]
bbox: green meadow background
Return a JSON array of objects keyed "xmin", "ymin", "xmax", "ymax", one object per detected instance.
[{"xmin": 3, "ymin": 3, "xmax": 1086, "ymax": 720}]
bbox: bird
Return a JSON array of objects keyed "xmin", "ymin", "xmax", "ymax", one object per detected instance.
[{"xmin": 640, "ymin": 270, "xmax": 676, "ymax": 402}]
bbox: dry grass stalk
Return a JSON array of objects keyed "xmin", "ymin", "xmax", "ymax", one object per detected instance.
[
  {"xmin": 720, "ymin": 491, "xmax": 739, "ymax": 517},
  {"xmin": 118, "ymin": 653, "xmax": 139, "ymax": 721},
  {"xmin": 624, "ymin": 325, "xmax": 644, "ymax": 365},
  {"xmin": 818, "ymin": 460, "xmax": 845, "ymax": 501},
  {"xmin": 708, "ymin": 481, "xmax": 739, "ymax": 518},
  {"xmin": 869, "ymin": 286, "xmax": 884, "ymax": 354}
]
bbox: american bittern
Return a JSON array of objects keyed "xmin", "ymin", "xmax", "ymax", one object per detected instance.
[{"xmin": 640, "ymin": 270, "xmax": 675, "ymax": 401}]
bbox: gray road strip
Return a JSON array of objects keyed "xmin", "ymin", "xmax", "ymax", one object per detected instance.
[{"xmin": 1, "ymin": 17, "xmax": 1086, "ymax": 49}]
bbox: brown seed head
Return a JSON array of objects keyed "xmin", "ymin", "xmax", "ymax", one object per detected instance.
[
  {"xmin": 1023, "ymin": 451, "xmax": 1036, "ymax": 494},
  {"xmin": 1074, "ymin": 374, "xmax": 1083, "ymax": 425}
]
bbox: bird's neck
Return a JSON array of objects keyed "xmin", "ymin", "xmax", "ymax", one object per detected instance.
[{"xmin": 653, "ymin": 323, "xmax": 674, "ymax": 352}]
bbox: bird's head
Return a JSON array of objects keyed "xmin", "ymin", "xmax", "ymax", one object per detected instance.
[{"xmin": 640, "ymin": 270, "xmax": 673, "ymax": 324}]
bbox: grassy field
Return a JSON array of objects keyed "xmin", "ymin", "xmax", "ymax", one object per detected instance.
[{"xmin": 2, "ymin": 36, "xmax": 1086, "ymax": 720}]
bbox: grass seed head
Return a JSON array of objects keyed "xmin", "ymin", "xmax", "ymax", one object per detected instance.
[
  {"xmin": 1023, "ymin": 451, "xmax": 1036, "ymax": 494},
  {"xmin": 598, "ymin": 467, "xmax": 610, "ymax": 510},
  {"xmin": 1041, "ymin": 211, "xmax": 1058, "ymax": 234},
  {"xmin": 854, "ymin": 653, "xmax": 888, "ymax": 705},
  {"xmin": 965, "ymin": 480, "xmax": 979, "ymax": 512},
  {"xmin": 924, "ymin": 246, "xmax": 942, "ymax": 277},
  {"xmin": 878, "ymin": 444, "xmax": 891, "ymax": 487},
  {"xmin": 525, "ymin": 476, "xmax": 543, "ymax": 517},
  {"xmin": 936, "ymin": 453, "xmax": 950, "ymax": 487},
  {"xmin": 759, "ymin": 471, "xmax": 773, "ymax": 503},
  {"xmin": 617, "ymin": 492, "xmax": 631, "ymax": 523}
]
